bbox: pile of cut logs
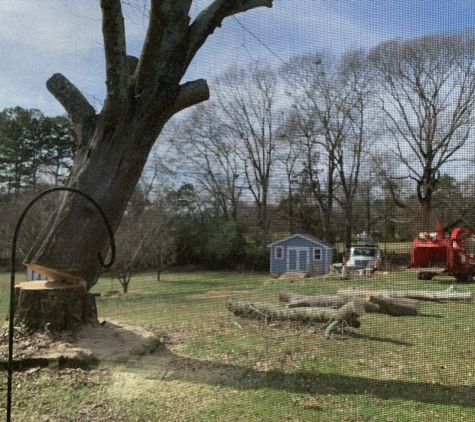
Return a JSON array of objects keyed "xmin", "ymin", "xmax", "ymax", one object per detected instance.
[{"xmin": 226, "ymin": 287, "xmax": 472, "ymax": 339}]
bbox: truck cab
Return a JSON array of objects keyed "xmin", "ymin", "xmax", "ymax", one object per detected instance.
[{"xmin": 346, "ymin": 232, "xmax": 382, "ymax": 269}]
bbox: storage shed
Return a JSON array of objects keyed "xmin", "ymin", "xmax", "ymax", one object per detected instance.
[
  {"xmin": 267, "ymin": 234, "xmax": 334, "ymax": 276},
  {"xmin": 27, "ymin": 268, "xmax": 48, "ymax": 281}
]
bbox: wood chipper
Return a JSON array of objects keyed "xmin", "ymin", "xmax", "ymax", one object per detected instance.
[{"xmin": 408, "ymin": 220, "xmax": 475, "ymax": 282}]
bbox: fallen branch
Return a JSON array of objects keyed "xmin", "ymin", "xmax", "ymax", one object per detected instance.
[
  {"xmin": 279, "ymin": 291, "xmax": 349, "ymax": 308},
  {"xmin": 337, "ymin": 287, "xmax": 473, "ymax": 302},
  {"xmin": 279, "ymin": 291, "xmax": 419, "ymax": 316},
  {"xmin": 227, "ymin": 298, "xmax": 364, "ymax": 329},
  {"xmin": 279, "ymin": 291, "xmax": 378, "ymax": 312},
  {"xmin": 367, "ymin": 295, "xmax": 420, "ymax": 316}
]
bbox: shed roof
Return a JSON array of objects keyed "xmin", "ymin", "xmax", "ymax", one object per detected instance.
[{"xmin": 267, "ymin": 234, "xmax": 334, "ymax": 249}]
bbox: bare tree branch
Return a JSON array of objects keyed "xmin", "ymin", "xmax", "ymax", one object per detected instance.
[
  {"xmin": 188, "ymin": 0, "xmax": 272, "ymax": 60},
  {"xmin": 46, "ymin": 73, "xmax": 96, "ymax": 127},
  {"xmin": 101, "ymin": 0, "xmax": 128, "ymax": 112},
  {"xmin": 172, "ymin": 79, "xmax": 210, "ymax": 114},
  {"xmin": 135, "ymin": 0, "xmax": 168, "ymax": 96},
  {"xmin": 135, "ymin": 1, "xmax": 192, "ymax": 97}
]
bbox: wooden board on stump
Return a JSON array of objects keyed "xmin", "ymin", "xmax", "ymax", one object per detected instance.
[{"xmin": 13, "ymin": 280, "xmax": 98, "ymax": 332}]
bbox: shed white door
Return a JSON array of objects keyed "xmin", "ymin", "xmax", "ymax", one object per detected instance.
[{"xmin": 287, "ymin": 247, "xmax": 309, "ymax": 271}]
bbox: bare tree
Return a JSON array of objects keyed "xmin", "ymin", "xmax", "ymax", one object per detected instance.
[
  {"xmin": 214, "ymin": 64, "xmax": 281, "ymax": 241},
  {"xmin": 114, "ymin": 189, "xmax": 175, "ymax": 290},
  {"xmin": 275, "ymin": 120, "xmax": 305, "ymax": 235},
  {"xmin": 17, "ymin": 0, "xmax": 273, "ymax": 330},
  {"xmin": 332, "ymin": 50, "xmax": 373, "ymax": 249},
  {"xmin": 282, "ymin": 51, "xmax": 372, "ymax": 247},
  {"xmin": 369, "ymin": 32, "xmax": 475, "ymax": 229},
  {"xmin": 174, "ymin": 102, "xmax": 245, "ymax": 221}
]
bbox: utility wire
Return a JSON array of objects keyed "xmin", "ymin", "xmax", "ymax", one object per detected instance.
[{"xmin": 232, "ymin": 15, "xmax": 288, "ymax": 65}]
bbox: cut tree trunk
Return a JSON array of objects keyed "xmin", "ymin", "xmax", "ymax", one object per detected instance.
[
  {"xmin": 17, "ymin": 0, "xmax": 273, "ymax": 332},
  {"xmin": 227, "ymin": 298, "xmax": 364, "ymax": 328},
  {"xmin": 23, "ymin": 126, "xmax": 153, "ymax": 289},
  {"xmin": 13, "ymin": 281, "xmax": 98, "ymax": 331},
  {"xmin": 337, "ymin": 287, "xmax": 473, "ymax": 302},
  {"xmin": 21, "ymin": 127, "xmax": 150, "ymax": 331},
  {"xmin": 366, "ymin": 295, "xmax": 420, "ymax": 316},
  {"xmin": 279, "ymin": 291, "xmax": 419, "ymax": 316}
]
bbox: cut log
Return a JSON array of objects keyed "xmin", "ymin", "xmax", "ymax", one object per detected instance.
[
  {"xmin": 227, "ymin": 298, "xmax": 364, "ymax": 328},
  {"xmin": 279, "ymin": 292, "xmax": 341, "ymax": 307},
  {"xmin": 366, "ymin": 295, "xmax": 420, "ymax": 316},
  {"xmin": 279, "ymin": 291, "xmax": 345, "ymax": 308},
  {"xmin": 337, "ymin": 287, "xmax": 473, "ymax": 302},
  {"xmin": 279, "ymin": 291, "xmax": 378, "ymax": 312},
  {"xmin": 13, "ymin": 280, "xmax": 98, "ymax": 332},
  {"xmin": 279, "ymin": 291, "xmax": 419, "ymax": 316}
]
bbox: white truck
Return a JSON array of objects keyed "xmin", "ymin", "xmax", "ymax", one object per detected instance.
[{"xmin": 346, "ymin": 231, "xmax": 382, "ymax": 270}]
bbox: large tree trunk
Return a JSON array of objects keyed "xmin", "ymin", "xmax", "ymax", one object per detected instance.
[
  {"xmin": 22, "ymin": 123, "xmax": 155, "ymax": 328},
  {"xmin": 24, "ymin": 126, "xmax": 151, "ymax": 289},
  {"xmin": 17, "ymin": 0, "xmax": 273, "ymax": 331}
]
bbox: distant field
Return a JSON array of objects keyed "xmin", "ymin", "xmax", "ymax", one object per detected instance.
[{"xmin": 379, "ymin": 241, "xmax": 412, "ymax": 254}]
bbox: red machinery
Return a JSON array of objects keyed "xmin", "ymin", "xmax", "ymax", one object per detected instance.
[{"xmin": 408, "ymin": 220, "xmax": 475, "ymax": 282}]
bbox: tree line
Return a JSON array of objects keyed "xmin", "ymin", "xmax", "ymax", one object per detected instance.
[
  {"xmin": 3, "ymin": 31, "xmax": 475, "ymax": 275},
  {"xmin": 165, "ymin": 30, "xmax": 475, "ymax": 256}
]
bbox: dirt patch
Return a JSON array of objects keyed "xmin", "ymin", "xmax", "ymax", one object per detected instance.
[
  {"xmin": 0, "ymin": 320, "xmax": 163, "ymax": 369},
  {"xmin": 186, "ymin": 289, "xmax": 250, "ymax": 299},
  {"xmin": 1, "ymin": 320, "xmax": 239, "ymax": 394}
]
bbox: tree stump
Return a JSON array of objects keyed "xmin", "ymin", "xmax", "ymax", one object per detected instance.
[{"xmin": 13, "ymin": 280, "xmax": 98, "ymax": 332}]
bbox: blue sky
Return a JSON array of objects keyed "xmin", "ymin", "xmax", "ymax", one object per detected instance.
[{"xmin": 1, "ymin": 0, "xmax": 475, "ymax": 116}]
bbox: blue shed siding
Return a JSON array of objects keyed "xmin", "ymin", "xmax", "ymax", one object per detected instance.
[{"xmin": 268, "ymin": 235, "xmax": 333, "ymax": 275}]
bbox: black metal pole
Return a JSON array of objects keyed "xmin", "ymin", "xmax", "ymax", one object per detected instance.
[{"xmin": 7, "ymin": 187, "xmax": 115, "ymax": 422}]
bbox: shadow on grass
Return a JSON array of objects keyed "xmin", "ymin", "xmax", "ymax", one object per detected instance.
[
  {"xmin": 151, "ymin": 345, "xmax": 475, "ymax": 408},
  {"xmin": 348, "ymin": 333, "xmax": 414, "ymax": 346},
  {"xmin": 18, "ymin": 321, "xmax": 470, "ymax": 411}
]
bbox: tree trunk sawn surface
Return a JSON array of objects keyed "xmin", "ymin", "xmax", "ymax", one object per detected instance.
[{"xmin": 13, "ymin": 280, "xmax": 98, "ymax": 331}]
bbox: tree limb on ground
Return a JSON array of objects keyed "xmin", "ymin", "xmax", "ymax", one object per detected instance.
[
  {"xmin": 279, "ymin": 291, "xmax": 420, "ymax": 316},
  {"xmin": 337, "ymin": 287, "xmax": 473, "ymax": 302},
  {"xmin": 226, "ymin": 298, "xmax": 364, "ymax": 334}
]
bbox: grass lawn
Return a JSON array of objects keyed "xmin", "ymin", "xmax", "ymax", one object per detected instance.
[{"xmin": 0, "ymin": 269, "xmax": 474, "ymax": 421}]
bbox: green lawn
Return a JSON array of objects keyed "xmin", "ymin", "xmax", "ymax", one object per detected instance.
[{"xmin": 1, "ymin": 269, "xmax": 475, "ymax": 421}]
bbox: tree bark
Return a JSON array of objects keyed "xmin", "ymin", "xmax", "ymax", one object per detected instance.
[
  {"xmin": 227, "ymin": 298, "xmax": 364, "ymax": 328},
  {"xmin": 337, "ymin": 287, "xmax": 473, "ymax": 302}
]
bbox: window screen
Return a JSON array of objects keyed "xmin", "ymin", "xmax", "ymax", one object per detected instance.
[{"xmin": 1, "ymin": 1, "xmax": 475, "ymax": 421}]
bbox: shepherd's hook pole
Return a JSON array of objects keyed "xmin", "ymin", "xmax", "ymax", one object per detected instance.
[{"xmin": 6, "ymin": 187, "xmax": 116, "ymax": 422}]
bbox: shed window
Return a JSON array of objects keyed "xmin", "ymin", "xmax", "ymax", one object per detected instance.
[
  {"xmin": 314, "ymin": 248, "xmax": 321, "ymax": 260},
  {"xmin": 275, "ymin": 247, "xmax": 283, "ymax": 259}
]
